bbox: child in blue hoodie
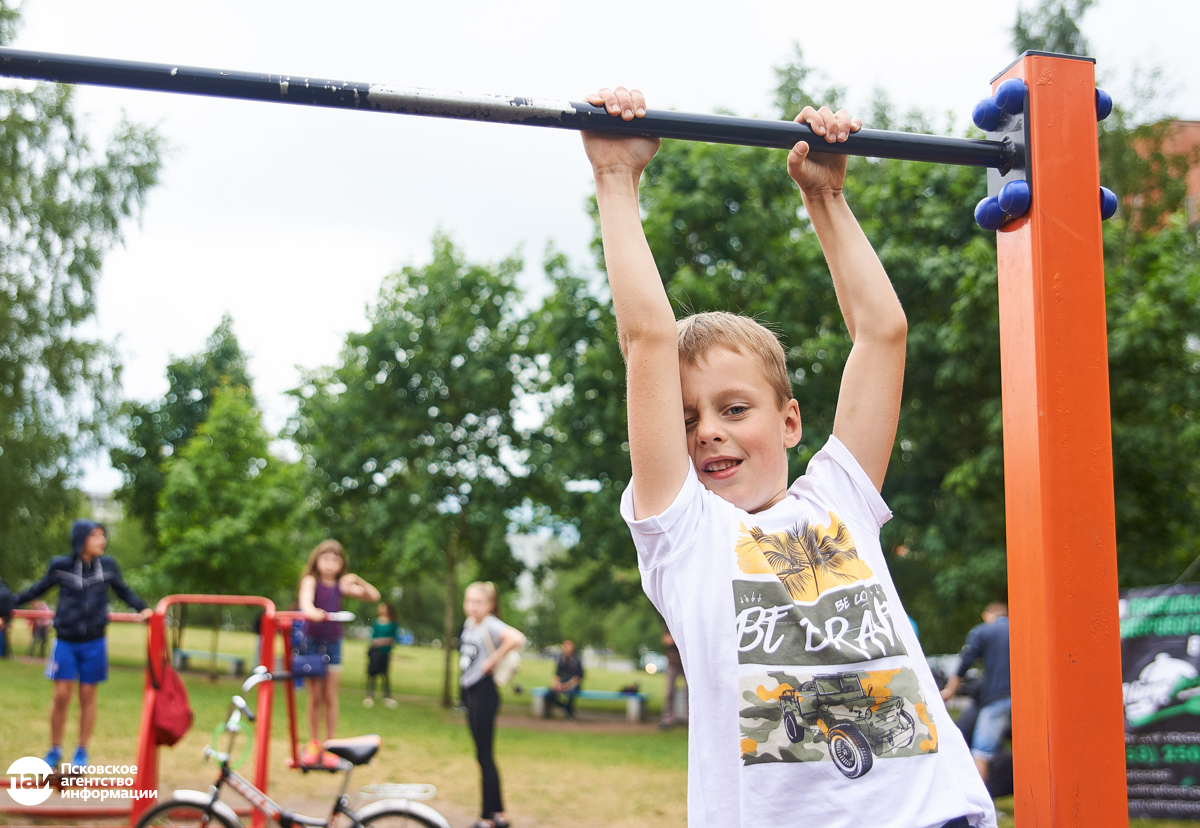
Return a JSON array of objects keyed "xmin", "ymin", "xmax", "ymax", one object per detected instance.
[{"xmin": 16, "ymin": 519, "xmax": 152, "ymax": 770}]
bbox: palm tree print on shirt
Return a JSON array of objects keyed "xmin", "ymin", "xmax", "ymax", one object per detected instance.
[{"xmin": 735, "ymin": 512, "xmax": 874, "ymax": 602}]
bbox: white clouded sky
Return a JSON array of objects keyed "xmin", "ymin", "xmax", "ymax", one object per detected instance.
[{"xmin": 11, "ymin": 0, "xmax": 1198, "ymax": 492}]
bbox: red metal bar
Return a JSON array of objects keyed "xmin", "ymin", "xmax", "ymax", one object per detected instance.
[
  {"xmin": 11, "ymin": 608, "xmax": 143, "ymax": 623},
  {"xmin": 137, "ymin": 595, "xmax": 278, "ymax": 828},
  {"xmin": 1, "ymin": 805, "xmax": 131, "ymax": 818},
  {"xmin": 994, "ymin": 53, "xmax": 1128, "ymax": 825},
  {"xmin": 271, "ymin": 614, "xmax": 304, "ymax": 769},
  {"xmin": 132, "ymin": 610, "xmax": 163, "ymax": 825},
  {"xmin": 254, "ymin": 611, "xmax": 276, "ymax": 828}
]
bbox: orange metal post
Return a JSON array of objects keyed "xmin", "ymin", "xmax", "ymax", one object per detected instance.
[
  {"xmin": 253, "ymin": 609, "xmax": 277, "ymax": 828},
  {"xmin": 131, "ymin": 611, "xmax": 163, "ymax": 826},
  {"xmin": 994, "ymin": 53, "xmax": 1128, "ymax": 825}
]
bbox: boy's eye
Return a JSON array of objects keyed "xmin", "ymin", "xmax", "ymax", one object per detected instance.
[{"xmin": 726, "ymin": 405, "xmax": 747, "ymax": 417}]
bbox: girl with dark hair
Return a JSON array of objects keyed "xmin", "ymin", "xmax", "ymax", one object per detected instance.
[{"xmin": 364, "ymin": 601, "xmax": 398, "ymax": 708}]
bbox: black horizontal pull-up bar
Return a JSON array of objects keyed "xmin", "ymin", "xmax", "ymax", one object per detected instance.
[{"xmin": 0, "ymin": 47, "xmax": 1013, "ymax": 170}]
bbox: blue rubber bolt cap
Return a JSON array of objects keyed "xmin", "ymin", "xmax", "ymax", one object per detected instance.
[
  {"xmin": 1100, "ymin": 187, "xmax": 1118, "ymax": 220},
  {"xmin": 972, "ymin": 98, "xmax": 1002, "ymax": 132},
  {"xmin": 998, "ymin": 180, "xmax": 1031, "ymax": 218},
  {"xmin": 975, "ymin": 196, "xmax": 1005, "ymax": 231},
  {"xmin": 1096, "ymin": 88, "xmax": 1113, "ymax": 121},
  {"xmin": 995, "ymin": 78, "xmax": 1027, "ymax": 115}
]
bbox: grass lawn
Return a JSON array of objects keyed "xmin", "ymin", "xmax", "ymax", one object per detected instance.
[
  {"xmin": 3, "ymin": 623, "xmax": 686, "ymax": 827},
  {"xmin": 0, "ymin": 622, "xmax": 1171, "ymax": 826}
]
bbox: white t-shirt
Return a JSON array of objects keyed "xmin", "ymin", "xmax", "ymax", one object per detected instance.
[
  {"xmin": 621, "ymin": 436, "xmax": 996, "ymax": 828},
  {"xmin": 459, "ymin": 615, "xmax": 507, "ymax": 689}
]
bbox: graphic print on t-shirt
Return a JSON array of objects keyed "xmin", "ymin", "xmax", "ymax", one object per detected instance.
[
  {"xmin": 735, "ymin": 513, "xmax": 873, "ymax": 602},
  {"xmin": 738, "ymin": 667, "xmax": 938, "ymax": 775},
  {"xmin": 735, "ymin": 513, "xmax": 937, "ymax": 777}
]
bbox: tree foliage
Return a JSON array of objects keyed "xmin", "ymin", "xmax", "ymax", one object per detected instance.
[
  {"xmin": 112, "ymin": 315, "xmax": 252, "ymax": 542},
  {"xmin": 524, "ymin": 252, "xmax": 637, "ymax": 607},
  {"xmin": 1012, "ymin": 0, "xmax": 1094, "ymax": 57},
  {"xmin": 0, "ymin": 0, "xmax": 163, "ymax": 586},
  {"xmin": 293, "ymin": 234, "xmax": 528, "ymax": 703},
  {"xmin": 155, "ymin": 384, "xmax": 306, "ymax": 602},
  {"xmin": 530, "ymin": 21, "xmax": 1200, "ymax": 650}
]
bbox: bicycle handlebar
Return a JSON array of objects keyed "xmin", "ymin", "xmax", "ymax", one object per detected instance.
[
  {"xmin": 241, "ymin": 664, "xmax": 294, "ymax": 693},
  {"xmin": 231, "ymin": 695, "xmax": 255, "ymax": 722}
]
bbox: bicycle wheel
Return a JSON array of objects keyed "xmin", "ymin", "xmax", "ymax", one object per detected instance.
[
  {"xmin": 358, "ymin": 804, "xmax": 447, "ymax": 828},
  {"xmin": 136, "ymin": 799, "xmax": 239, "ymax": 828}
]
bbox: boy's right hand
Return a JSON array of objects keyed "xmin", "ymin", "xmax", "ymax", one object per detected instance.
[
  {"xmin": 581, "ymin": 87, "xmax": 660, "ymax": 177},
  {"xmin": 787, "ymin": 105, "xmax": 861, "ymax": 199}
]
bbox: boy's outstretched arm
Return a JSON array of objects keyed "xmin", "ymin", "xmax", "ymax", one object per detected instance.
[
  {"xmin": 789, "ymin": 106, "xmax": 908, "ymax": 492},
  {"xmin": 582, "ymin": 87, "xmax": 689, "ymax": 520}
]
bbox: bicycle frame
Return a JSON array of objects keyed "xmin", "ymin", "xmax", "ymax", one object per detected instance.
[
  {"xmin": 204, "ymin": 744, "xmax": 362, "ymax": 828},
  {"xmin": 201, "ymin": 676, "xmax": 385, "ymax": 828}
]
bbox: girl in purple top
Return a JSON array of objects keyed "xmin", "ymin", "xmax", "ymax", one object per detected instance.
[{"xmin": 298, "ymin": 539, "xmax": 380, "ymax": 768}]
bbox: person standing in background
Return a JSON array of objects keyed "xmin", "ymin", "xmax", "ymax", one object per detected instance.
[
  {"xmin": 659, "ymin": 628, "xmax": 685, "ymax": 730},
  {"xmin": 28, "ymin": 601, "xmax": 52, "ymax": 658},
  {"xmin": 14, "ymin": 520, "xmax": 152, "ymax": 769},
  {"xmin": 364, "ymin": 601, "xmax": 399, "ymax": 708},
  {"xmin": 459, "ymin": 581, "xmax": 525, "ymax": 828},
  {"xmin": 941, "ymin": 602, "xmax": 1011, "ymax": 783},
  {"xmin": 297, "ymin": 540, "xmax": 381, "ymax": 768}
]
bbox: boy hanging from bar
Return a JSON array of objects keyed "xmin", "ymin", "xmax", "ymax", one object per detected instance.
[{"xmin": 581, "ymin": 87, "xmax": 995, "ymax": 828}]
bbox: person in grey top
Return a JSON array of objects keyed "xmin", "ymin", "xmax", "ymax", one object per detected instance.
[{"xmin": 460, "ymin": 581, "xmax": 525, "ymax": 828}]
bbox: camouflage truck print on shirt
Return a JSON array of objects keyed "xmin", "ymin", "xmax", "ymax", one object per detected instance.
[{"xmin": 734, "ymin": 513, "xmax": 938, "ymax": 778}]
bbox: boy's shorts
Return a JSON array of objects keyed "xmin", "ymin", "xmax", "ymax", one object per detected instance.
[
  {"xmin": 46, "ymin": 638, "xmax": 108, "ymax": 684},
  {"xmin": 304, "ymin": 636, "xmax": 343, "ymax": 673}
]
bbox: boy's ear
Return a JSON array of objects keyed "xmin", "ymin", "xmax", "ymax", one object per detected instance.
[{"xmin": 783, "ymin": 399, "xmax": 802, "ymax": 448}]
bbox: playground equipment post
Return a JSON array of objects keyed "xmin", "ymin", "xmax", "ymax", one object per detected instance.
[{"xmin": 994, "ymin": 52, "xmax": 1127, "ymax": 826}]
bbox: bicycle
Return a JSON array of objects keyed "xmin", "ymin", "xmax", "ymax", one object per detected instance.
[{"xmin": 136, "ymin": 664, "xmax": 451, "ymax": 828}]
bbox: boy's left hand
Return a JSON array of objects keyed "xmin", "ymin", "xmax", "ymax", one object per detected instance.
[
  {"xmin": 787, "ymin": 106, "xmax": 861, "ymax": 198},
  {"xmin": 139, "ymin": 608, "xmax": 154, "ymax": 621}
]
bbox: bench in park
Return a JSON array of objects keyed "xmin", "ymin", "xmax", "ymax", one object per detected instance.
[
  {"xmin": 530, "ymin": 687, "xmax": 649, "ymax": 723},
  {"xmin": 173, "ymin": 647, "xmax": 248, "ymax": 676}
]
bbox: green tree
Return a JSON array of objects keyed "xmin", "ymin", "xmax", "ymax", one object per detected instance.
[
  {"xmin": 112, "ymin": 315, "xmax": 252, "ymax": 543},
  {"xmin": 0, "ymin": 0, "xmax": 163, "ymax": 586},
  {"xmin": 524, "ymin": 252, "xmax": 639, "ymax": 609},
  {"xmin": 156, "ymin": 384, "xmax": 309, "ymax": 654},
  {"xmin": 531, "ymin": 24, "xmax": 1200, "ymax": 651},
  {"xmin": 292, "ymin": 234, "xmax": 527, "ymax": 705},
  {"xmin": 1012, "ymin": 0, "xmax": 1093, "ymax": 57}
]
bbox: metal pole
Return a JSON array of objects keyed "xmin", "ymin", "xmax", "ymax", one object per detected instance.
[
  {"xmin": 0, "ymin": 47, "xmax": 1012, "ymax": 170},
  {"xmin": 994, "ymin": 53, "xmax": 1127, "ymax": 827}
]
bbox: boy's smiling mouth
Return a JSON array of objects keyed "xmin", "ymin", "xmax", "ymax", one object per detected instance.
[{"xmin": 701, "ymin": 457, "xmax": 743, "ymax": 479}]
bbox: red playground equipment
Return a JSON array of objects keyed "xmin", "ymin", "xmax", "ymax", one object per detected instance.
[{"xmin": 2, "ymin": 594, "xmax": 309, "ymax": 828}]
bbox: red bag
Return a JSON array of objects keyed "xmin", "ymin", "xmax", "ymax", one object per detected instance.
[{"xmin": 148, "ymin": 652, "xmax": 194, "ymax": 746}]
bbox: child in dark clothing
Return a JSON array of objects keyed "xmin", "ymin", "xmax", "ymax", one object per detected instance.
[
  {"xmin": 364, "ymin": 601, "xmax": 398, "ymax": 708},
  {"xmin": 15, "ymin": 519, "xmax": 152, "ymax": 770}
]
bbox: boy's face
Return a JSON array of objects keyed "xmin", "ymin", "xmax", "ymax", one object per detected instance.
[
  {"xmin": 81, "ymin": 527, "xmax": 107, "ymax": 561},
  {"xmin": 680, "ymin": 348, "xmax": 801, "ymax": 513}
]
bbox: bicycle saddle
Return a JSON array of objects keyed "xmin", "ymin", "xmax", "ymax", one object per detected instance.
[{"xmin": 323, "ymin": 735, "xmax": 381, "ymax": 766}]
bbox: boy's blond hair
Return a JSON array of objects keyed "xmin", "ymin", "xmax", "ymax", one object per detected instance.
[{"xmin": 676, "ymin": 311, "xmax": 793, "ymax": 407}]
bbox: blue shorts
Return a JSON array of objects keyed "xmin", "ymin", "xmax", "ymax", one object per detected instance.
[
  {"xmin": 970, "ymin": 697, "xmax": 1012, "ymax": 760},
  {"xmin": 46, "ymin": 638, "xmax": 108, "ymax": 684},
  {"xmin": 304, "ymin": 637, "xmax": 343, "ymax": 673}
]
